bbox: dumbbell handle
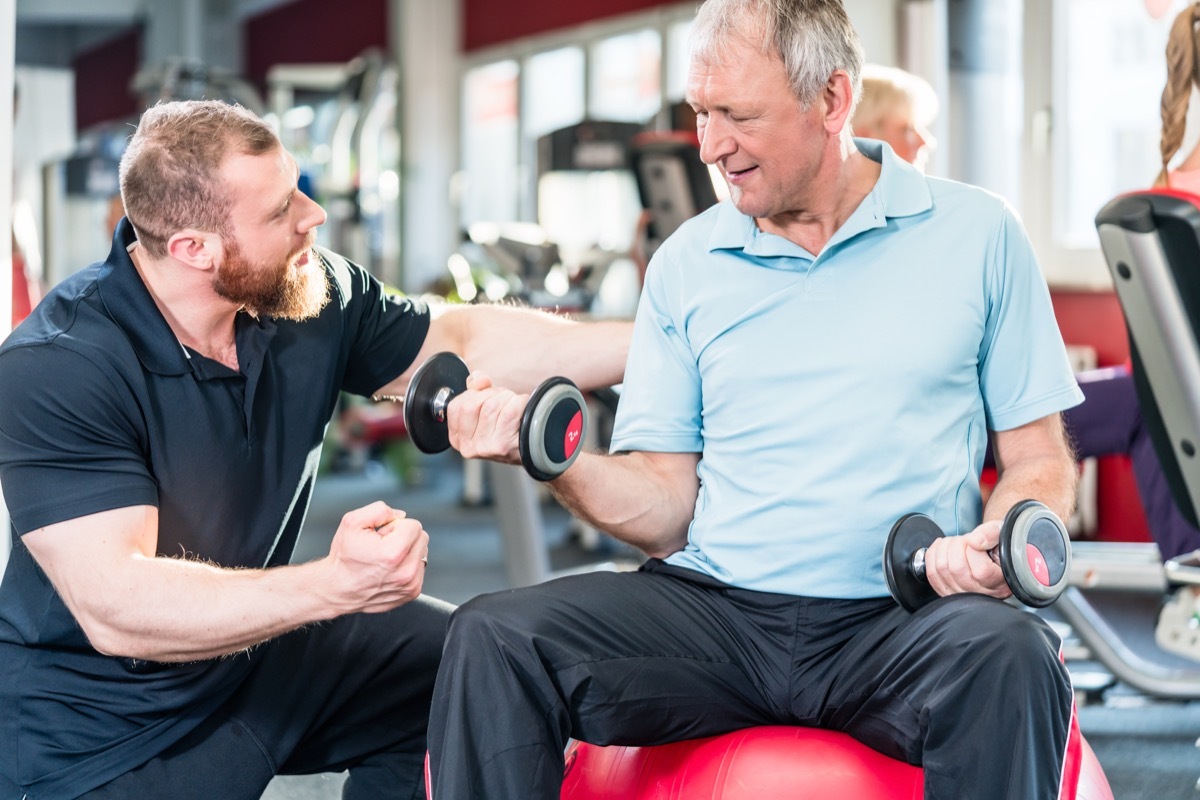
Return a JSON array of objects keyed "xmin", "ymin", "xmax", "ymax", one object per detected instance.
[
  {"xmin": 885, "ymin": 501, "xmax": 1069, "ymax": 612},
  {"xmin": 910, "ymin": 548, "xmax": 928, "ymax": 580},
  {"xmin": 404, "ymin": 352, "xmax": 587, "ymax": 481},
  {"xmin": 908, "ymin": 543, "xmax": 1000, "ymax": 581},
  {"xmin": 430, "ymin": 387, "xmax": 454, "ymax": 423}
]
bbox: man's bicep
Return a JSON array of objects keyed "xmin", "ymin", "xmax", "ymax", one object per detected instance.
[
  {"xmin": 991, "ymin": 413, "xmax": 1073, "ymax": 470},
  {"xmin": 0, "ymin": 346, "xmax": 158, "ymax": 533},
  {"xmin": 22, "ymin": 506, "xmax": 159, "ymax": 620},
  {"xmin": 635, "ymin": 450, "xmax": 702, "ymax": 486},
  {"xmin": 623, "ymin": 450, "xmax": 702, "ymax": 518},
  {"xmin": 371, "ymin": 303, "xmax": 461, "ymax": 400}
]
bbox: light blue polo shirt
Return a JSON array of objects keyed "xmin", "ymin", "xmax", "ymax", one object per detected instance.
[{"xmin": 610, "ymin": 139, "xmax": 1084, "ymax": 598}]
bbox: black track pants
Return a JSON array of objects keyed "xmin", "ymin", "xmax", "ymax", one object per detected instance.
[
  {"xmin": 426, "ymin": 560, "xmax": 1073, "ymax": 800},
  {"xmin": 80, "ymin": 595, "xmax": 452, "ymax": 800}
]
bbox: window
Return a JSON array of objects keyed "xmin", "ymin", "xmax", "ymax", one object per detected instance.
[
  {"xmin": 665, "ymin": 19, "xmax": 694, "ymax": 102},
  {"xmin": 458, "ymin": 5, "xmax": 699, "ymax": 229},
  {"xmin": 520, "ymin": 47, "xmax": 586, "ymax": 219},
  {"xmin": 1058, "ymin": 0, "xmax": 1187, "ymax": 247},
  {"xmin": 589, "ymin": 29, "xmax": 663, "ymax": 124},
  {"xmin": 1023, "ymin": 0, "xmax": 1190, "ymax": 286},
  {"xmin": 523, "ymin": 46, "xmax": 586, "ymax": 140},
  {"xmin": 460, "ymin": 60, "xmax": 520, "ymax": 226}
]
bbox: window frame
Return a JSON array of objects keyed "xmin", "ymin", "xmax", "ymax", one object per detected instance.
[
  {"xmin": 457, "ymin": 4, "xmax": 697, "ymax": 227},
  {"xmin": 1021, "ymin": 0, "xmax": 1189, "ymax": 290}
]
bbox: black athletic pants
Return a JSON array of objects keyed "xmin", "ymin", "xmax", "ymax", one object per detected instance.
[
  {"xmin": 427, "ymin": 560, "xmax": 1074, "ymax": 800},
  {"xmin": 80, "ymin": 595, "xmax": 452, "ymax": 800}
]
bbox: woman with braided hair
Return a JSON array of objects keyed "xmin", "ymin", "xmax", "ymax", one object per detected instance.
[
  {"xmin": 941, "ymin": 4, "xmax": 1200, "ymax": 658},
  {"xmin": 1156, "ymin": 2, "xmax": 1200, "ymax": 192},
  {"xmin": 1062, "ymin": 0, "xmax": 1200, "ymax": 567},
  {"xmin": 1047, "ymin": 1, "xmax": 1200, "ymax": 660}
]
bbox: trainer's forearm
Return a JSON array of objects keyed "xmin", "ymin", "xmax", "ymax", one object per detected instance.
[
  {"xmin": 442, "ymin": 303, "xmax": 632, "ymax": 392},
  {"xmin": 76, "ymin": 556, "xmax": 343, "ymax": 663}
]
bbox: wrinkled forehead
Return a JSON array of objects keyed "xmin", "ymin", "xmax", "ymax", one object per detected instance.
[
  {"xmin": 686, "ymin": 38, "xmax": 784, "ymax": 100},
  {"xmin": 690, "ymin": 14, "xmax": 772, "ymax": 69}
]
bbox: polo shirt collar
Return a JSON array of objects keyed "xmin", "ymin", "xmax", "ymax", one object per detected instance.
[
  {"xmin": 706, "ymin": 137, "xmax": 933, "ymax": 257},
  {"xmin": 95, "ymin": 218, "xmax": 193, "ymax": 376}
]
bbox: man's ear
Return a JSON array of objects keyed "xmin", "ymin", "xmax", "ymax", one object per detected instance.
[
  {"xmin": 822, "ymin": 70, "xmax": 856, "ymax": 135},
  {"xmin": 166, "ymin": 230, "xmax": 219, "ymax": 272}
]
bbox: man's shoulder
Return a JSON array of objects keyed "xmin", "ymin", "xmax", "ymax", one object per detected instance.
[
  {"xmin": 311, "ymin": 245, "xmax": 383, "ymax": 312},
  {"xmin": 0, "ymin": 267, "xmax": 135, "ymax": 376},
  {"xmin": 924, "ymin": 175, "xmax": 1011, "ymax": 218},
  {"xmin": 656, "ymin": 202, "xmax": 728, "ymax": 258},
  {"xmin": 313, "ymin": 244, "xmax": 353, "ymax": 273}
]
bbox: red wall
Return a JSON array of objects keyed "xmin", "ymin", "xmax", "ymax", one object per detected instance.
[
  {"xmin": 1050, "ymin": 289, "xmax": 1131, "ymax": 369},
  {"xmin": 1050, "ymin": 289, "xmax": 1151, "ymax": 544},
  {"xmin": 71, "ymin": 1, "xmax": 668, "ymax": 129},
  {"xmin": 74, "ymin": 27, "xmax": 142, "ymax": 133},
  {"xmin": 462, "ymin": 0, "xmax": 670, "ymax": 52},
  {"xmin": 244, "ymin": 0, "xmax": 389, "ymax": 89}
]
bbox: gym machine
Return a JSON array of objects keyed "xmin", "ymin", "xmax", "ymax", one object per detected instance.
[{"xmin": 1060, "ymin": 188, "xmax": 1200, "ymax": 700}]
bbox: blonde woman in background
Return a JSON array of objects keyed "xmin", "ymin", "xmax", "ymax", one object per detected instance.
[{"xmin": 851, "ymin": 63, "xmax": 938, "ymax": 171}]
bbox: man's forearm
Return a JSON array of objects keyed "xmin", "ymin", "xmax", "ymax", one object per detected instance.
[
  {"xmin": 984, "ymin": 453, "xmax": 1078, "ymax": 526},
  {"xmin": 26, "ymin": 503, "xmax": 425, "ymax": 664},
  {"xmin": 549, "ymin": 451, "xmax": 698, "ymax": 558},
  {"xmin": 79, "ymin": 556, "xmax": 345, "ymax": 663},
  {"xmin": 986, "ymin": 413, "xmax": 1078, "ymax": 525}
]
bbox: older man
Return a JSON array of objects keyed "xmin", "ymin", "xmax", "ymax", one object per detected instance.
[{"xmin": 426, "ymin": 1, "xmax": 1082, "ymax": 798}]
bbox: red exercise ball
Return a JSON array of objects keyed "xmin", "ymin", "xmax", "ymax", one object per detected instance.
[
  {"xmin": 562, "ymin": 727, "xmax": 922, "ymax": 800},
  {"xmin": 561, "ymin": 726, "xmax": 1114, "ymax": 800}
]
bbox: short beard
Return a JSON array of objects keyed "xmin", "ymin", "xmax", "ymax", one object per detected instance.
[{"xmin": 213, "ymin": 233, "xmax": 330, "ymax": 321}]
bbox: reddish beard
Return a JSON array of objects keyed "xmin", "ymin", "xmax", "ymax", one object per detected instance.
[{"xmin": 213, "ymin": 232, "xmax": 329, "ymax": 321}]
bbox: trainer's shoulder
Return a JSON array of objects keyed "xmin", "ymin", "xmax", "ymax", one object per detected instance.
[
  {"xmin": 2, "ymin": 266, "xmax": 102, "ymax": 353},
  {"xmin": 313, "ymin": 245, "xmax": 380, "ymax": 308}
]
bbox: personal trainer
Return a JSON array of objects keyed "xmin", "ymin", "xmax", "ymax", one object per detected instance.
[
  {"xmin": 425, "ymin": 1, "xmax": 1084, "ymax": 798},
  {"xmin": 0, "ymin": 100, "xmax": 630, "ymax": 799}
]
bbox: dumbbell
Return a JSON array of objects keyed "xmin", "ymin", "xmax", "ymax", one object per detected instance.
[
  {"xmin": 402, "ymin": 352, "xmax": 588, "ymax": 481},
  {"xmin": 883, "ymin": 500, "xmax": 1071, "ymax": 612}
]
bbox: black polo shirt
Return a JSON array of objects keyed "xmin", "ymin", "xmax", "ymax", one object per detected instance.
[{"xmin": 0, "ymin": 219, "xmax": 429, "ymax": 798}]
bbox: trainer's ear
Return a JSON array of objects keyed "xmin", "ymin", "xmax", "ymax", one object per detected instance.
[
  {"xmin": 823, "ymin": 69, "xmax": 855, "ymax": 136},
  {"xmin": 166, "ymin": 229, "xmax": 221, "ymax": 273}
]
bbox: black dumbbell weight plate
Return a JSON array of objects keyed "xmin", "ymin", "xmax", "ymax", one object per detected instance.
[
  {"xmin": 997, "ymin": 500, "xmax": 1071, "ymax": 608},
  {"xmin": 884, "ymin": 513, "xmax": 943, "ymax": 612},
  {"xmin": 519, "ymin": 377, "xmax": 587, "ymax": 481},
  {"xmin": 403, "ymin": 352, "xmax": 470, "ymax": 454}
]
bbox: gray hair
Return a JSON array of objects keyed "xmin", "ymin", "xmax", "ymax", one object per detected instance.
[{"xmin": 690, "ymin": 0, "xmax": 865, "ymax": 109}]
